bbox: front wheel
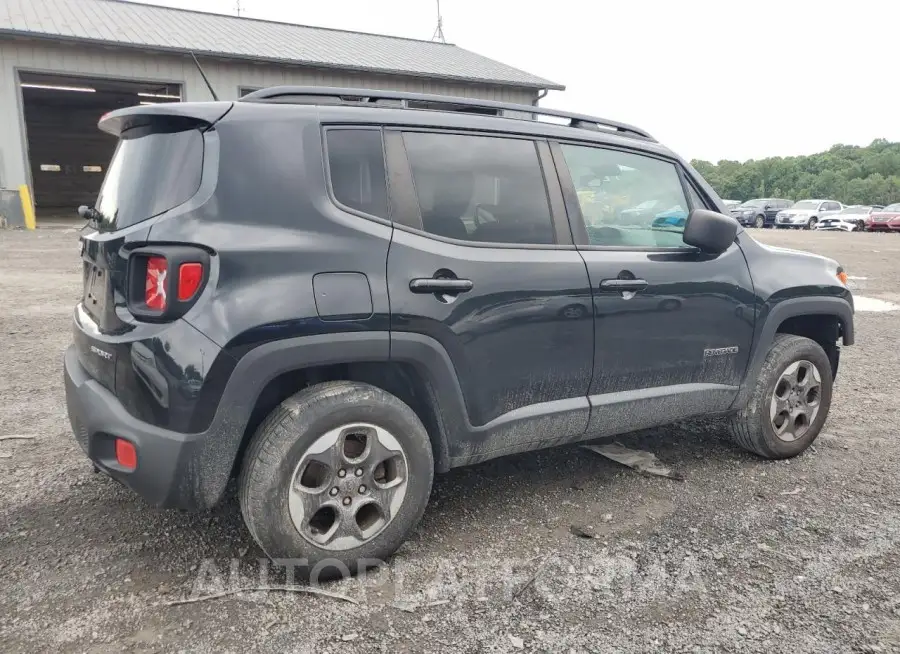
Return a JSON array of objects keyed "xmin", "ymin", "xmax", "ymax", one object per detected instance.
[
  {"xmin": 239, "ymin": 381, "xmax": 434, "ymax": 578},
  {"xmin": 806, "ymin": 217, "xmax": 818, "ymax": 230},
  {"xmin": 754, "ymin": 215, "xmax": 765, "ymax": 229},
  {"xmin": 728, "ymin": 335, "xmax": 833, "ymax": 459}
]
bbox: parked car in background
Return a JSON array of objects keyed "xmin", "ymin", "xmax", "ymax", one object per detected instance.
[
  {"xmin": 816, "ymin": 205, "xmax": 883, "ymax": 232},
  {"xmin": 775, "ymin": 199, "xmax": 842, "ymax": 229},
  {"xmin": 617, "ymin": 199, "xmax": 681, "ymax": 225},
  {"xmin": 730, "ymin": 198, "xmax": 793, "ymax": 228},
  {"xmin": 866, "ymin": 203, "xmax": 900, "ymax": 232},
  {"xmin": 722, "ymin": 199, "xmax": 741, "ymax": 209}
]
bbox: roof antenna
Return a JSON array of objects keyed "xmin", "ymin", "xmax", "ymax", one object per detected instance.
[
  {"xmin": 234, "ymin": 0, "xmax": 242, "ymax": 16},
  {"xmin": 190, "ymin": 51, "xmax": 220, "ymax": 101},
  {"xmin": 431, "ymin": 0, "xmax": 446, "ymax": 43}
]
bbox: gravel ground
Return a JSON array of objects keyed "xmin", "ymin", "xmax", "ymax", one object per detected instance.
[{"xmin": 1, "ymin": 226, "xmax": 899, "ymax": 654}]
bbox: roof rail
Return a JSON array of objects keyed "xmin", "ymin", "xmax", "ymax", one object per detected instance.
[{"xmin": 240, "ymin": 86, "xmax": 655, "ymax": 141}]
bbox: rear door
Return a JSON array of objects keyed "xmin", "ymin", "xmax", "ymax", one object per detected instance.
[
  {"xmin": 551, "ymin": 140, "xmax": 756, "ymax": 437},
  {"xmin": 385, "ymin": 130, "xmax": 594, "ymax": 457}
]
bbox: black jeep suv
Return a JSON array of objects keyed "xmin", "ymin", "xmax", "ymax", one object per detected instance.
[{"xmin": 65, "ymin": 87, "xmax": 854, "ymax": 575}]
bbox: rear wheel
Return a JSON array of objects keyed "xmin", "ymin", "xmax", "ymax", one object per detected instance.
[
  {"xmin": 239, "ymin": 381, "xmax": 434, "ymax": 578},
  {"xmin": 729, "ymin": 335, "xmax": 833, "ymax": 459}
]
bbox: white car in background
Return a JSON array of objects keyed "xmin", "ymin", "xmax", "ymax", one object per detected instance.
[
  {"xmin": 815, "ymin": 205, "xmax": 884, "ymax": 232},
  {"xmin": 775, "ymin": 199, "xmax": 843, "ymax": 229}
]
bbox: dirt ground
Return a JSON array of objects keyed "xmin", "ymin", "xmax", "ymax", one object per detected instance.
[{"xmin": 1, "ymin": 226, "xmax": 899, "ymax": 654}]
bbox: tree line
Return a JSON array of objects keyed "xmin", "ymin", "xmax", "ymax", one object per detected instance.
[{"xmin": 691, "ymin": 139, "xmax": 900, "ymax": 206}]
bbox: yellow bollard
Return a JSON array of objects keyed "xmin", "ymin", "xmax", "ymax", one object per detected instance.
[{"xmin": 19, "ymin": 184, "xmax": 36, "ymax": 230}]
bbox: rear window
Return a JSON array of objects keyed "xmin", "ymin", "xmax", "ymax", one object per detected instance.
[{"xmin": 95, "ymin": 128, "xmax": 204, "ymax": 231}]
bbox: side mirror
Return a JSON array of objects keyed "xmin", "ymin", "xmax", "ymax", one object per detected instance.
[
  {"xmin": 764, "ymin": 204, "xmax": 772, "ymax": 210},
  {"xmin": 683, "ymin": 209, "xmax": 738, "ymax": 254}
]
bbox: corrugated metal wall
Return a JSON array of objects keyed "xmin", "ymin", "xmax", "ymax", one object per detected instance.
[{"xmin": 0, "ymin": 38, "xmax": 539, "ymax": 209}]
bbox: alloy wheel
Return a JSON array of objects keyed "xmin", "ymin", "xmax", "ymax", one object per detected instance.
[
  {"xmin": 288, "ymin": 423, "xmax": 409, "ymax": 551},
  {"xmin": 769, "ymin": 360, "xmax": 822, "ymax": 442}
]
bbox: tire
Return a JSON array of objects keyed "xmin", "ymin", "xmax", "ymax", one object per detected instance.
[
  {"xmin": 754, "ymin": 215, "xmax": 765, "ymax": 229},
  {"xmin": 805, "ymin": 217, "xmax": 817, "ymax": 230},
  {"xmin": 728, "ymin": 334, "xmax": 833, "ymax": 459},
  {"xmin": 239, "ymin": 381, "xmax": 434, "ymax": 579}
]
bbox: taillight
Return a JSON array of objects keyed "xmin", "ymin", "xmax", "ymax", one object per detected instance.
[
  {"xmin": 128, "ymin": 247, "xmax": 210, "ymax": 322},
  {"xmin": 177, "ymin": 262, "xmax": 203, "ymax": 301},
  {"xmin": 145, "ymin": 257, "xmax": 168, "ymax": 311}
]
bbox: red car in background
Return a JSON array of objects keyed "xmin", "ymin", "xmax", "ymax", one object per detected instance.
[{"xmin": 866, "ymin": 203, "xmax": 900, "ymax": 232}]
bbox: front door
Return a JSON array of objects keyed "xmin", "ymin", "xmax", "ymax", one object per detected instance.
[
  {"xmin": 385, "ymin": 130, "xmax": 594, "ymax": 461},
  {"xmin": 552, "ymin": 141, "xmax": 756, "ymax": 436}
]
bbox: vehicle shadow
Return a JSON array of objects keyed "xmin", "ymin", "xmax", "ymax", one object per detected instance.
[
  {"xmin": 426, "ymin": 418, "xmax": 741, "ymax": 517},
  {"xmin": 2, "ymin": 418, "xmax": 749, "ymax": 597}
]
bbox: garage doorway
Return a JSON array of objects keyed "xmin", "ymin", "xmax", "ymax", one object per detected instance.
[{"xmin": 18, "ymin": 71, "xmax": 182, "ymax": 221}]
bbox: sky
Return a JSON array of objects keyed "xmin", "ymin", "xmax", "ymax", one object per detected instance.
[{"xmin": 131, "ymin": 0, "xmax": 900, "ymax": 163}]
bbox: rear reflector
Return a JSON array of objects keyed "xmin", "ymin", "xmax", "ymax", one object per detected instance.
[
  {"xmin": 115, "ymin": 438, "xmax": 137, "ymax": 470},
  {"xmin": 145, "ymin": 257, "xmax": 168, "ymax": 311},
  {"xmin": 178, "ymin": 262, "xmax": 203, "ymax": 301}
]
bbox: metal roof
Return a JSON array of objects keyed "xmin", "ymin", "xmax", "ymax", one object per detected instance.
[{"xmin": 0, "ymin": 0, "xmax": 564, "ymax": 90}]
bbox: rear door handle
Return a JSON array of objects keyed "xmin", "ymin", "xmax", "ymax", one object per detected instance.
[
  {"xmin": 599, "ymin": 278, "xmax": 648, "ymax": 292},
  {"xmin": 409, "ymin": 278, "xmax": 474, "ymax": 294}
]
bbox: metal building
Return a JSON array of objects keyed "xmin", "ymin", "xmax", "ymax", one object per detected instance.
[{"xmin": 0, "ymin": 0, "xmax": 562, "ymax": 227}]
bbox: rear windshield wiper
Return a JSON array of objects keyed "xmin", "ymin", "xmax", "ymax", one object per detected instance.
[{"xmin": 77, "ymin": 205, "xmax": 102, "ymax": 229}]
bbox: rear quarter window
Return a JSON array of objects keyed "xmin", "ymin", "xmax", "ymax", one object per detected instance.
[
  {"xmin": 325, "ymin": 129, "xmax": 389, "ymax": 220},
  {"xmin": 95, "ymin": 128, "xmax": 203, "ymax": 231}
]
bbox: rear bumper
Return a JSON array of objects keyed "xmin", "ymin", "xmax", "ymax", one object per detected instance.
[{"xmin": 64, "ymin": 345, "xmax": 215, "ymax": 510}]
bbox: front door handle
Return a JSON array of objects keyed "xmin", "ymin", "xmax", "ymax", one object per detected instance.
[
  {"xmin": 409, "ymin": 278, "xmax": 474, "ymax": 294},
  {"xmin": 599, "ymin": 278, "xmax": 648, "ymax": 292}
]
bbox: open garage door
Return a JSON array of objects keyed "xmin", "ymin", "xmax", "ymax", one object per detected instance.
[{"xmin": 19, "ymin": 72, "xmax": 181, "ymax": 219}]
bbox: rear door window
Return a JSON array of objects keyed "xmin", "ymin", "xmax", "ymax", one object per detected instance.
[
  {"xmin": 95, "ymin": 128, "xmax": 203, "ymax": 231},
  {"xmin": 401, "ymin": 131, "xmax": 555, "ymax": 245}
]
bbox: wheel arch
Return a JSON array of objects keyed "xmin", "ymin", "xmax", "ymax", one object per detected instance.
[
  {"xmin": 212, "ymin": 332, "xmax": 465, "ymax": 497},
  {"xmin": 731, "ymin": 296, "xmax": 853, "ymax": 410},
  {"xmin": 235, "ymin": 359, "xmax": 454, "ymax": 477}
]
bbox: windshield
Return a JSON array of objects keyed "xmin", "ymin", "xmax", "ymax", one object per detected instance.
[
  {"xmin": 739, "ymin": 200, "xmax": 767, "ymax": 208},
  {"xmin": 95, "ymin": 128, "xmax": 204, "ymax": 231},
  {"xmin": 839, "ymin": 207, "xmax": 867, "ymax": 214},
  {"xmin": 884, "ymin": 203, "xmax": 900, "ymax": 212},
  {"xmin": 792, "ymin": 201, "xmax": 820, "ymax": 210}
]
